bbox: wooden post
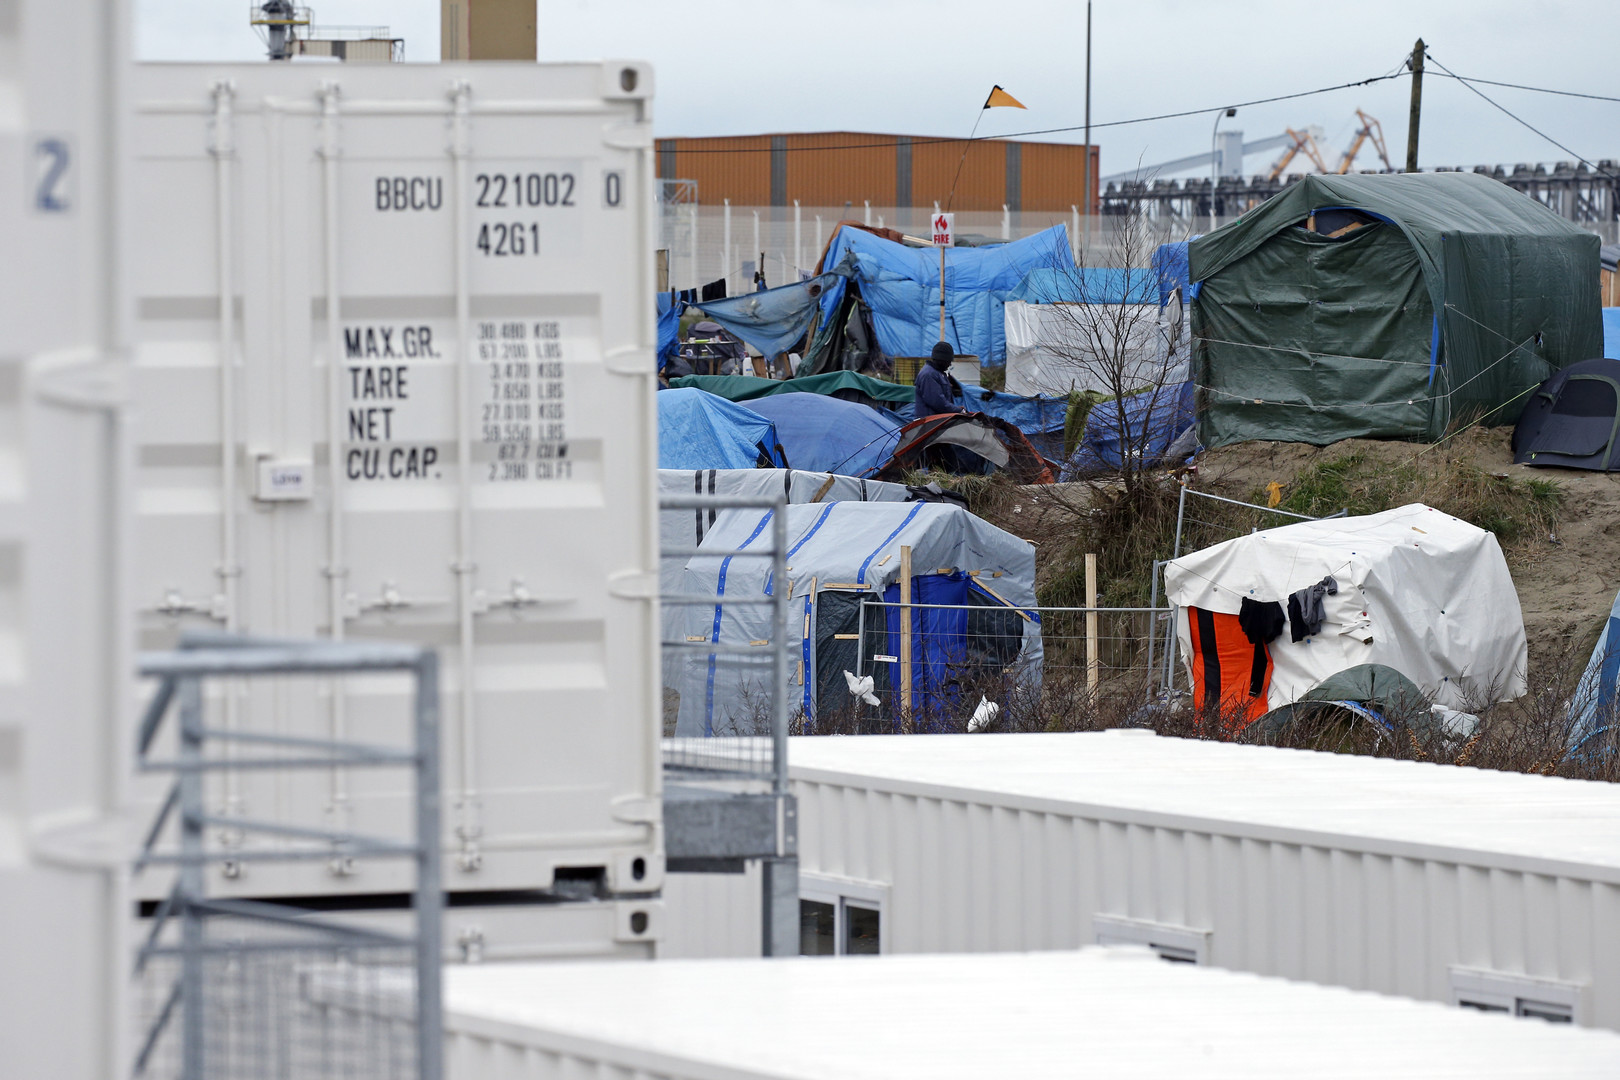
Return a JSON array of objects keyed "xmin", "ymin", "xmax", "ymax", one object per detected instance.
[
  {"xmin": 1085, "ymin": 552, "xmax": 1099, "ymax": 691},
  {"xmin": 899, "ymin": 545, "xmax": 914, "ymax": 718},
  {"xmin": 1405, "ymin": 38, "xmax": 1425, "ymax": 173}
]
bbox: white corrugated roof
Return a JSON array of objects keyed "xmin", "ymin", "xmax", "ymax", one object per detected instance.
[
  {"xmin": 446, "ymin": 949, "xmax": 1620, "ymax": 1079},
  {"xmin": 786, "ymin": 732, "xmax": 1620, "ymax": 880}
]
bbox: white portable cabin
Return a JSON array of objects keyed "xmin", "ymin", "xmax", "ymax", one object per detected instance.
[
  {"xmin": 444, "ymin": 949, "xmax": 1620, "ymax": 1079},
  {"xmin": 662, "ymin": 731, "xmax": 1620, "ymax": 1029},
  {"xmin": 1164, "ymin": 502, "xmax": 1527, "ymax": 710},
  {"xmin": 123, "ymin": 60, "xmax": 663, "ymax": 953}
]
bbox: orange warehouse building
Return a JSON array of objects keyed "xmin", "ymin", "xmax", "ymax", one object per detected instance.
[{"xmin": 655, "ymin": 132, "xmax": 1099, "ymax": 214}]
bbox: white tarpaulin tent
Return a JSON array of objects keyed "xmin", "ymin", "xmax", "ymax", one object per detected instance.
[
  {"xmin": 1163, "ymin": 503, "xmax": 1527, "ymax": 711},
  {"xmin": 1003, "ymin": 299, "xmax": 1188, "ymax": 397},
  {"xmin": 670, "ymin": 501, "xmax": 1039, "ymax": 736},
  {"xmin": 658, "ymin": 469, "xmax": 909, "ymax": 642}
]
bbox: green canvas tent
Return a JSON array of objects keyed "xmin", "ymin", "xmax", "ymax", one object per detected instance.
[{"xmin": 1190, "ymin": 172, "xmax": 1602, "ymax": 447}]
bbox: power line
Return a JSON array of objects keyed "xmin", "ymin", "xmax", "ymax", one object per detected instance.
[
  {"xmin": 1421, "ymin": 69, "xmax": 1620, "ymax": 105},
  {"xmin": 1425, "ymin": 53, "xmax": 1619, "ymax": 181},
  {"xmin": 666, "ymin": 72, "xmax": 1410, "ymax": 154}
]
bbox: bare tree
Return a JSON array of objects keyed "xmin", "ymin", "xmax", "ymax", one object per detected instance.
[{"xmin": 1018, "ymin": 201, "xmax": 1191, "ymax": 499}]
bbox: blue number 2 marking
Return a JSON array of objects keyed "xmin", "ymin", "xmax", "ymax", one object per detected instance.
[{"xmin": 34, "ymin": 138, "xmax": 71, "ymax": 213}]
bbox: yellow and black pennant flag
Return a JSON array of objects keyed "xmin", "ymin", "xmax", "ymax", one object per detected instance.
[{"xmin": 984, "ymin": 85, "xmax": 1027, "ymax": 110}]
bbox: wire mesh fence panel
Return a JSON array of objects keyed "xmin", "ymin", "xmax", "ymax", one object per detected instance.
[
  {"xmin": 136, "ymin": 921, "xmax": 418, "ymax": 1080},
  {"xmin": 803, "ymin": 601, "xmax": 1169, "ymax": 736}
]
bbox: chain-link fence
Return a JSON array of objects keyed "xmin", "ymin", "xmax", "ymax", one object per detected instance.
[{"xmin": 655, "ymin": 201, "xmax": 1228, "ymax": 295}]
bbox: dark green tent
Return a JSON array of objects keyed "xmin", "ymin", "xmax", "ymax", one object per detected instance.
[{"xmin": 1190, "ymin": 172, "xmax": 1602, "ymax": 447}]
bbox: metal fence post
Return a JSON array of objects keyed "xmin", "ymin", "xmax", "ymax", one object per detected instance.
[
  {"xmin": 414, "ymin": 652, "xmax": 443, "ymax": 1080},
  {"xmin": 763, "ymin": 501, "xmax": 798, "ymax": 957},
  {"xmin": 177, "ymin": 676, "xmax": 205, "ymax": 1080}
]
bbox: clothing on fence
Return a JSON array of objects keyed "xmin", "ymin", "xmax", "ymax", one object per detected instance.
[{"xmin": 701, "ymin": 278, "xmax": 729, "ymax": 302}]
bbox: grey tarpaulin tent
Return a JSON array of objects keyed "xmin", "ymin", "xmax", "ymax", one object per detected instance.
[{"xmin": 669, "ymin": 501, "xmax": 1040, "ymax": 736}]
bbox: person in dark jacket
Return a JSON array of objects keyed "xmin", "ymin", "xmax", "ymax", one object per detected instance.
[{"xmin": 915, "ymin": 340, "xmax": 966, "ymax": 416}]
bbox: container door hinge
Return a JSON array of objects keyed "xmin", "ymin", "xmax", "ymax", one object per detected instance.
[
  {"xmin": 611, "ymin": 796, "xmax": 661, "ymax": 825},
  {"xmin": 601, "ymin": 121, "xmax": 653, "ymax": 150}
]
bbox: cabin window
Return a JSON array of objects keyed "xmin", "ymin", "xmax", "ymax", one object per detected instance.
[
  {"xmin": 799, "ymin": 873, "xmax": 888, "ymax": 956},
  {"xmin": 1450, "ymin": 967, "xmax": 1582, "ymax": 1025},
  {"xmin": 1093, "ymin": 913, "xmax": 1211, "ymax": 965}
]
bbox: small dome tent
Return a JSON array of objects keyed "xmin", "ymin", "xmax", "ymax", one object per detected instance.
[
  {"xmin": 1163, "ymin": 504, "xmax": 1526, "ymax": 723},
  {"xmin": 1512, "ymin": 357, "xmax": 1620, "ymax": 471},
  {"xmin": 1190, "ymin": 172, "xmax": 1602, "ymax": 448}
]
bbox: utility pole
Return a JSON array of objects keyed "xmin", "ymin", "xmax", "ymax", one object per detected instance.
[
  {"xmin": 1081, "ymin": 1, "xmax": 1092, "ymax": 254},
  {"xmin": 1405, "ymin": 38, "xmax": 1424, "ymax": 173}
]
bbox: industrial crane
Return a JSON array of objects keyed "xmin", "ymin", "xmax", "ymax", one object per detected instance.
[
  {"xmin": 1266, "ymin": 127, "xmax": 1328, "ymax": 182},
  {"xmin": 1334, "ymin": 110, "xmax": 1392, "ymax": 173}
]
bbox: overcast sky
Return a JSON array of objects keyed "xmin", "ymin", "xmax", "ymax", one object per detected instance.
[{"xmin": 136, "ymin": 0, "xmax": 1618, "ymax": 180}]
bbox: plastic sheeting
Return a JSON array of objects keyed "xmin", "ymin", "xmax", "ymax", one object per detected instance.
[
  {"xmin": 1191, "ymin": 173, "xmax": 1603, "ymax": 447},
  {"xmin": 1062, "ymin": 381, "xmax": 1195, "ymax": 477},
  {"xmin": 817, "ymin": 225, "xmax": 1072, "ymax": 366},
  {"xmin": 738, "ymin": 392, "xmax": 901, "ymax": 478},
  {"xmin": 1164, "ymin": 504, "xmax": 1527, "ymax": 711},
  {"xmin": 1605, "ymin": 308, "xmax": 1620, "ymax": 360},
  {"xmin": 657, "ymin": 388, "xmax": 788, "ymax": 470},
  {"xmin": 669, "ymin": 501, "xmax": 1039, "ymax": 736},
  {"xmin": 690, "ymin": 272, "xmax": 844, "ymax": 359},
  {"xmin": 1004, "ymin": 299, "xmax": 1184, "ymax": 396},
  {"xmin": 1152, "ymin": 241, "xmax": 1191, "ymax": 306}
]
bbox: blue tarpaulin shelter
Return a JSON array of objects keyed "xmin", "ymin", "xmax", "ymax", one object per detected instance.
[
  {"xmin": 737, "ymin": 392, "xmax": 902, "ymax": 478},
  {"xmin": 1061, "ymin": 381, "xmax": 1196, "ymax": 478},
  {"xmin": 657, "ymin": 388, "xmax": 789, "ymax": 470},
  {"xmin": 1605, "ymin": 308, "xmax": 1620, "ymax": 359},
  {"xmin": 817, "ymin": 225, "xmax": 1072, "ymax": 366},
  {"xmin": 1570, "ymin": 585, "xmax": 1620, "ymax": 754},
  {"xmin": 1151, "ymin": 242, "xmax": 1191, "ymax": 307},
  {"xmin": 691, "ymin": 272, "xmax": 846, "ymax": 358},
  {"xmin": 1005, "ymin": 266, "xmax": 1159, "ymax": 305},
  {"xmin": 656, "ymin": 292, "xmax": 680, "ymax": 370}
]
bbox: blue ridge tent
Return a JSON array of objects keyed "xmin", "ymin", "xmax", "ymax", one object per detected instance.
[
  {"xmin": 670, "ymin": 501, "xmax": 1040, "ymax": 735},
  {"xmin": 815, "ymin": 224, "xmax": 1072, "ymax": 367},
  {"xmin": 688, "ymin": 272, "xmax": 847, "ymax": 359},
  {"xmin": 657, "ymin": 387, "xmax": 789, "ymax": 470},
  {"xmin": 1061, "ymin": 381, "xmax": 1196, "ymax": 478},
  {"xmin": 737, "ymin": 392, "xmax": 902, "ymax": 478}
]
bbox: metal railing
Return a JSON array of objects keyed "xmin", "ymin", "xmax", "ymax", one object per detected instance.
[{"xmin": 132, "ymin": 633, "xmax": 442, "ymax": 1080}]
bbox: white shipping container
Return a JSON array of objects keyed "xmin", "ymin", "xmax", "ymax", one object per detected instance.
[
  {"xmin": 123, "ymin": 61, "xmax": 664, "ymax": 925},
  {"xmin": 1, "ymin": 1, "xmax": 134, "ymax": 1078},
  {"xmin": 663, "ymin": 731, "xmax": 1620, "ymax": 1028},
  {"xmin": 443, "ymin": 949, "xmax": 1620, "ymax": 1078}
]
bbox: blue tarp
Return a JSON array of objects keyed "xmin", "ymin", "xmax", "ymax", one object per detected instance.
[
  {"xmin": 656, "ymin": 292, "xmax": 680, "ymax": 371},
  {"xmin": 1005, "ymin": 266, "xmax": 1159, "ymax": 305},
  {"xmin": 691, "ymin": 273, "xmax": 845, "ymax": 358},
  {"xmin": 818, "ymin": 225, "xmax": 1072, "ymax": 367},
  {"xmin": 1570, "ymin": 585, "xmax": 1620, "ymax": 754},
  {"xmin": 1152, "ymin": 242, "xmax": 1191, "ymax": 307},
  {"xmin": 1061, "ymin": 381, "xmax": 1196, "ymax": 477},
  {"xmin": 737, "ymin": 392, "xmax": 902, "ymax": 478},
  {"xmin": 657, "ymin": 388, "xmax": 788, "ymax": 470},
  {"xmin": 1604, "ymin": 308, "xmax": 1620, "ymax": 359}
]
